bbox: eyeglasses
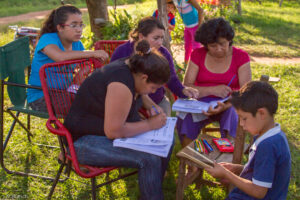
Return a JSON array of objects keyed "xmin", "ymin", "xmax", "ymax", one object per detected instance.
[{"xmin": 61, "ymin": 23, "xmax": 86, "ymax": 29}]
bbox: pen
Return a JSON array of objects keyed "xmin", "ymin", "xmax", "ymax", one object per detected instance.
[
  {"xmin": 200, "ymin": 139, "xmax": 208, "ymax": 154},
  {"xmin": 196, "ymin": 140, "xmax": 202, "ymax": 153},
  {"xmin": 202, "ymin": 139, "xmax": 212, "ymax": 153},
  {"xmin": 203, "ymin": 139, "xmax": 213, "ymax": 152},
  {"xmin": 227, "ymin": 74, "xmax": 236, "ymax": 87},
  {"xmin": 194, "ymin": 141, "xmax": 199, "ymax": 152},
  {"xmin": 152, "ymin": 105, "xmax": 159, "ymax": 115}
]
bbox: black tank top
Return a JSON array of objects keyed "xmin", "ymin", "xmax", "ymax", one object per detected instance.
[{"xmin": 64, "ymin": 58, "xmax": 141, "ymax": 141}]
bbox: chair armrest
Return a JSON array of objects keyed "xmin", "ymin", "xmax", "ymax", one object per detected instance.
[
  {"xmin": 3, "ymin": 81, "xmax": 42, "ymax": 90},
  {"xmin": 46, "ymin": 118, "xmax": 68, "ymax": 136}
]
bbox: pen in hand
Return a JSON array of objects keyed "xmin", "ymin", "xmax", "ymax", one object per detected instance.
[
  {"xmin": 152, "ymin": 105, "xmax": 160, "ymax": 115},
  {"xmin": 227, "ymin": 75, "xmax": 236, "ymax": 87}
]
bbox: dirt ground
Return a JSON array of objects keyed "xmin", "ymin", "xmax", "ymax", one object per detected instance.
[
  {"xmin": 171, "ymin": 44, "xmax": 300, "ymax": 65},
  {"xmin": 1, "ymin": 9, "xmax": 300, "ymax": 65}
]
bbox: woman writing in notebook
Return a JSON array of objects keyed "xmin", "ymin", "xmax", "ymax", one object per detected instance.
[
  {"xmin": 177, "ymin": 18, "xmax": 251, "ymax": 148},
  {"xmin": 64, "ymin": 40, "xmax": 171, "ymax": 199}
]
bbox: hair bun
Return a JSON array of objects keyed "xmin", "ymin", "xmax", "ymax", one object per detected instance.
[{"xmin": 136, "ymin": 40, "xmax": 151, "ymax": 55}]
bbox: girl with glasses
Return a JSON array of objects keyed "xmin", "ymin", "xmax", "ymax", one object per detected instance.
[{"xmin": 27, "ymin": 5, "xmax": 108, "ymax": 112}]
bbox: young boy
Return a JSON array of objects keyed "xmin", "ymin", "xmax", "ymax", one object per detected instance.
[
  {"xmin": 152, "ymin": 0, "xmax": 176, "ymax": 32},
  {"xmin": 205, "ymin": 81, "xmax": 291, "ymax": 200}
]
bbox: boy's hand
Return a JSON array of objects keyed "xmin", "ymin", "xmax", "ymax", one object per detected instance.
[{"xmin": 205, "ymin": 161, "xmax": 227, "ymax": 179}]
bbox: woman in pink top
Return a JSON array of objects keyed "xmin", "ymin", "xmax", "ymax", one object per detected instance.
[{"xmin": 177, "ymin": 18, "xmax": 251, "ymax": 148}]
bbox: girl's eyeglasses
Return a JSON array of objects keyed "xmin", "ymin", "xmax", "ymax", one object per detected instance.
[{"xmin": 61, "ymin": 24, "xmax": 86, "ymax": 29}]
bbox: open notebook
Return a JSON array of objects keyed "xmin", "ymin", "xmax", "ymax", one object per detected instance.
[
  {"xmin": 172, "ymin": 97, "xmax": 229, "ymax": 114},
  {"xmin": 113, "ymin": 117, "xmax": 177, "ymax": 157}
]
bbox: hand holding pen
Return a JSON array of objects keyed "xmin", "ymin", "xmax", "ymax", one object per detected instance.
[
  {"xmin": 150, "ymin": 105, "xmax": 163, "ymax": 116},
  {"xmin": 148, "ymin": 105, "xmax": 166, "ymax": 129}
]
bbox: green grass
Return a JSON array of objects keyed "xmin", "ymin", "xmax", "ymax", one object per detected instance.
[
  {"xmin": 0, "ymin": 0, "xmax": 146, "ymax": 18},
  {"xmin": 1, "ymin": 63, "xmax": 299, "ymax": 199},
  {"xmin": 0, "ymin": 0, "xmax": 299, "ymax": 199},
  {"xmin": 230, "ymin": 1, "xmax": 300, "ymax": 57}
]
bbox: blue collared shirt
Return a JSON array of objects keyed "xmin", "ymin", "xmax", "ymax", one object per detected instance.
[{"xmin": 227, "ymin": 124, "xmax": 291, "ymax": 200}]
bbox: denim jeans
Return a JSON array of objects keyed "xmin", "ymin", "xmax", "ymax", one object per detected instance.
[{"xmin": 74, "ymin": 135, "xmax": 174, "ymax": 200}]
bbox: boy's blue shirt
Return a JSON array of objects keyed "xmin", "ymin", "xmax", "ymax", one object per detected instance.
[
  {"xmin": 27, "ymin": 32, "xmax": 84, "ymax": 103},
  {"xmin": 227, "ymin": 124, "xmax": 291, "ymax": 200}
]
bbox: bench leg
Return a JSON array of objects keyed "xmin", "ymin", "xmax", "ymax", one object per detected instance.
[{"xmin": 176, "ymin": 158, "xmax": 186, "ymax": 200}]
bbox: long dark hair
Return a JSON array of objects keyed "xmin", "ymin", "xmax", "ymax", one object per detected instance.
[
  {"xmin": 39, "ymin": 5, "xmax": 81, "ymax": 38},
  {"xmin": 129, "ymin": 17, "xmax": 165, "ymax": 42},
  {"xmin": 129, "ymin": 40, "xmax": 170, "ymax": 84}
]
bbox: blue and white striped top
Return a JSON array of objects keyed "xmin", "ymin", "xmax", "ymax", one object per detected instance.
[{"xmin": 173, "ymin": 0, "xmax": 198, "ymax": 28}]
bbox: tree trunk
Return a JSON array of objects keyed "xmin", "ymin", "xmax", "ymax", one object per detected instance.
[
  {"xmin": 157, "ymin": 0, "xmax": 171, "ymax": 52},
  {"xmin": 279, "ymin": 0, "xmax": 284, "ymax": 7},
  {"xmin": 85, "ymin": 0, "xmax": 109, "ymax": 40},
  {"xmin": 235, "ymin": 0, "xmax": 242, "ymax": 15}
]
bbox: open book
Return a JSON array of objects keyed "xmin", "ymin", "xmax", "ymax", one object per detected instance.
[
  {"xmin": 172, "ymin": 97, "xmax": 229, "ymax": 114},
  {"xmin": 113, "ymin": 117, "xmax": 177, "ymax": 157},
  {"xmin": 177, "ymin": 146, "xmax": 214, "ymax": 168}
]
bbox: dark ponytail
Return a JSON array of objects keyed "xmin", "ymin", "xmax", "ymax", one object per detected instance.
[
  {"xmin": 39, "ymin": 5, "xmax": 81, "ymax": 38},
  {"xmin": 129, "ymin": 40, "xmax": 170, "ymax": 84}
]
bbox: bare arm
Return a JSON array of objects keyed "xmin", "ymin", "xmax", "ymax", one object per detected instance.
[
  {"xmin": 43, "ymin": 44, "xmax": 108, "ymax": 62},
  {"xmin": 238, "ymin": 62, "xmax": 252, "ymax": 87},
  {"xmin": 189, "ymin": 0, "xmax": 204, "ymax": 25},
  {"xmin": 183, "ymin": 61, "xmax": 232, "ymax": 98},
  {"xmin": 104, "ymin": 82, "xmax": 167, "ymax": 139},
  {"xmin": 206, "ymin": 162, "xmax": 268, "ymax": 199}
]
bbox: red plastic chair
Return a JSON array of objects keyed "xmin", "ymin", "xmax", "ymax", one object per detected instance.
[
  {"xmin": 94, "ymin": 40, "xmax": 127, "ymax": 64},
  {"xmin": 39, "ymin": 58, "xmax": 137, "ymax": 199}
]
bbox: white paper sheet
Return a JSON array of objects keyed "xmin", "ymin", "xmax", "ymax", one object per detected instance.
[
  {"xmin": 172, "ymin": 97, "xmax": 229, "ymax": 114},
  {"xmin": 113, "ymin": 117, "xmax": 177, "ymax": 157}
]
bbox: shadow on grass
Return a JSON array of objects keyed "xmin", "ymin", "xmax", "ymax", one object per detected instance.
[{"xmin": 233, "ymin": 8, "xmax": 300, "ymax": 55}]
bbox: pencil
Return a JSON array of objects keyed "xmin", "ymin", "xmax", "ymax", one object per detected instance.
[
  {"xmin": 202, "ymin": 139, "xmax": 211, "ymax": 153},
  {"xmin": 152, "ymin": 105, "xmax": 159, "ymax": 114},
  {"xmin": 227, "ymin": 74, "xmax": 236, "ymax": 87},
  {"xmin": 203, "ymin": 139, "xmax": 213, "ymax": 152}
]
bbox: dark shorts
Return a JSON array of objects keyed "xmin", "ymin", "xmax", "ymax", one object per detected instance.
[{"xmin": 28, "ymin": 97, "xmax": 47, "ymax": 112}]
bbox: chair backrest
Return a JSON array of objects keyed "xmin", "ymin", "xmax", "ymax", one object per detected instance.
[
  {"xmin": 0, "ymin": 37, "xmax": 31, "ymax": 106},
  {"xmin": 94, "ymin": 40, "xmax": 127, "ymax": 64},
  {"xmin": 40, "ymin": 58, "xmax": 107, "ymax": 177},
  {"xmin": 40, "ymin": 58, "xmax": 99, "ymax": 121}
]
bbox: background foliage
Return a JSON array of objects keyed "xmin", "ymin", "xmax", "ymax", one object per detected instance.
[{"xmin": 0, "ymin": 0, "xmax": 299, "ymax": 199}]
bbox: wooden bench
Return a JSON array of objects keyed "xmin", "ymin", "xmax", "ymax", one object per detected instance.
[{"xmin": 175, "ymin": 123, "xmax": 249, "ymax": 200}]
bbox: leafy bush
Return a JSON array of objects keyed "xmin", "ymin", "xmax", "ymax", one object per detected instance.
[
  {"xmin": 81, "ymin": 26, "xmax": 94, "ymax": 49},
  {"xmin": 101, "ymin": 10, "xmax": 138, "ymax": 40}
]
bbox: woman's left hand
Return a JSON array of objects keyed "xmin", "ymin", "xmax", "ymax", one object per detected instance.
[
  {"xmin": 203, "ymin": 101, "xmax": 227, "ymax": 116},
  {"xmin": 182, "ymin": 87, "xmax": 199, "ymax": 99}
]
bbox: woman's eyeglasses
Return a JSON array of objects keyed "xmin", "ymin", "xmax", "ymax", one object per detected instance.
[{"xmin": 61, "ymin": 23, "xmax": 86, "ymax": 29}]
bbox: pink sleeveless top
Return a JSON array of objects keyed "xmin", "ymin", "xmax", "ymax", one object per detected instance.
[{"xmin": 190, "ymin": 46, "xmax": 250, "ymax": 91}]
